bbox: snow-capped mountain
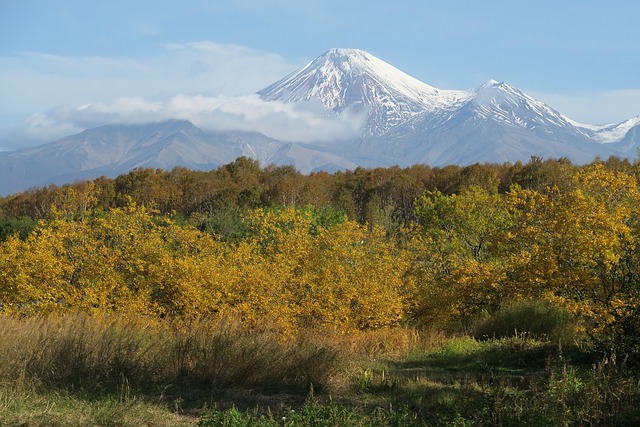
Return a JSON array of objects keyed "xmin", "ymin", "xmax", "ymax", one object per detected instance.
[
  {"xmin": 258, "ymin": 48, "xmax": 471, "ymax": 137},
  {"xmin": 0, "ymin": 48, "xmax": 638, "ymax": 195},
  {"xmin": 259, "ymin": 50, "xmax": 622, "ymax": 167},
  {"xmin": 570, "ymin": 116, "xmax": 640, "ymax": 143},
  {"xmin": 362, "ymin": 79, "xmax": 617, "ymax": 166}
]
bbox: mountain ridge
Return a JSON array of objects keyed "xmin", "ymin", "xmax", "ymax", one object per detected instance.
[{"xmin": 1, "ymin": 48, "xmax": 638, "ymax": 196}]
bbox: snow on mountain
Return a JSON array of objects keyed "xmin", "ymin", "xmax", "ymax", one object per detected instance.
[
  {"xmin": 258, "ymin": 48, "xmax": 631, "ymax": 166},
  {"xmin": 335, "ymin": 76, "xmax": 617, "ymax": 167},
  {"xmin": 470, "ymin": 81, "xmax": 582, "ymax": 133},
  {"xmin": 258, "ymin": 48, "xmax": 471, "ymax": 136},
  {"xmin": 568, "ymin": 115, "xmax": 640, "ymax": 143}
]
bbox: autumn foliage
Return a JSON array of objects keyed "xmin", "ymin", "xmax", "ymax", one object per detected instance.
[
  {"xmin": 0, "ymin": 199, "xmax": 408, "ymax": 334},
  {"xmin": 1, "ymin": 157, "xmax": 640, "ymax": 355}
]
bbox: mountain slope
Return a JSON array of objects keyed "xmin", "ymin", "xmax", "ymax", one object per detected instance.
[
  {"xmin": 1, "ymin": 48, "xmax": 638, "ymax": 195},
  {"xmin": 569, "ymin": 116, "xmax": 640, "ymax": 143},
  {"xmin": 609, "ymin": 117, "xmax": 640, "ymax": 154},
  {"xmin": 362, "ymin": 80, "xmax": 617, "ymax": 166},
  {"xmin": 0, "ymin": 120, "xmax": 356, "ymax": 195}
]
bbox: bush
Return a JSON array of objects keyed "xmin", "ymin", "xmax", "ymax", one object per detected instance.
[{"xmin": 472, "ymin": 299, "xmax": 578, "ymax": 342}]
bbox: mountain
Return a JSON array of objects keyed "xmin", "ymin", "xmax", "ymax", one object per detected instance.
[
  {"xmin": 1, "ymin": 48, "xmax": 638, "ymax": 196},
  {"xmin": 258, "ymin": 48, "xmax": 471, "ymax": 137},
  {"xmin": 0, "ymin": 120, "xmax": 356, "ymax": 195},
  {"xmin": 360, "ymin": 80, "xmax": 618, "ymax": 166},
  {"xmin": 259, "ymin": 49, "xmax": 620, "ymax": 167}
]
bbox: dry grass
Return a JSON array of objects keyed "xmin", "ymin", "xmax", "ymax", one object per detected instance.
[
  {"xmin": 0, "ymin": 312, "xmax": 443, "ymax": 425},
  {"xmin": 0, "ymin": 312, "xmax": 340, "ymax": 397},
  {"xmin": 0, "ymin": 312, "xmax": 447, "ymax": 424}
]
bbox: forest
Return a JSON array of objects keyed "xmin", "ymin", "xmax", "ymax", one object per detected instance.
[{"xmin": 1, "ymin": 155, "xmax": 640, "ymax": 425}]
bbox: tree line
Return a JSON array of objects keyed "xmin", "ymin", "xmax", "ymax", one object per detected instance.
[{"xmin": 2, "ymin": 155, "xmax": 635, "ymax": 229}]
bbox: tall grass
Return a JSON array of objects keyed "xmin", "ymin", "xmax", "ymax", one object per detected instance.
[
  {"xmin": 0, "ymin": 312, "xmax": 339, "ymax": 397},
  {"xmin": 0, "ymin": 312, "xmax": 431, "ymax": 424},
  {"xmin": 2, "ymin": 310, "xmax": 638, "ymax": 426}
]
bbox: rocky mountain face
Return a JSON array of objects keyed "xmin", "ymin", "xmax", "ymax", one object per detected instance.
[{"xmin": 1, "ymin": 48, "xmax": 638, "ymax": 195}]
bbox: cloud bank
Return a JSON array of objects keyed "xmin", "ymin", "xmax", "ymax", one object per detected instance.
[
  {"xmin": 0, "ymin": 41, "xmax": 367, "ymax": 149},
  {"xmin": 3, "ymin": 94, "xmax": 368, "ymax": 150},
  {"xmin": 0, "ymin": 41, "xmax": 310, "ymax": 148}
]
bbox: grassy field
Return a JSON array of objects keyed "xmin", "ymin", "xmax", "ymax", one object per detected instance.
[{"xmin": 1, "ymin": 306, "xmax": 639, "ymax": 426}]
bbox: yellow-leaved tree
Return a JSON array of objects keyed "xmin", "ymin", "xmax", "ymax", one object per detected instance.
[
  {"xmin": 409, "ymin": 166, "xmax": 640, "ymax": 345},
  {"xmin": 505, "ymin": 164, "xmax": 640, "ymax": 340},
  {"xmin": 0, "ymin": 199, "xmax": 230, "ymax": 317},
  {"xmin": 409, "ymin": 186, "xmax": 517, "ymax": 325}
]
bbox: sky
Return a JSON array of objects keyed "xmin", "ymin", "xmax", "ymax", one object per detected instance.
[{"xmin": 1, "ymin": 0, "xmax": 639, "ymax": 150}]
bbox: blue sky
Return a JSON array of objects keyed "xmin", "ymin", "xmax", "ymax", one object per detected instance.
[{"xmin": 1, "ymin": 0, "xmax": 639, "ymax": 149}]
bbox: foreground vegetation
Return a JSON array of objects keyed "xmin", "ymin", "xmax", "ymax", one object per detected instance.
[
  {"xmin": 1, "ymin": 308, "xmax": 640, "ymax": 426},
  {"xmin": 1, "ymin": 156, "xmax": 640, "ymax": 424}
]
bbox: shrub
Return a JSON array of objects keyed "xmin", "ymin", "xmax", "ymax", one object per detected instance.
[{"xmin": 472, "ymin": 299, "xmax": 578, "ymax": 342}]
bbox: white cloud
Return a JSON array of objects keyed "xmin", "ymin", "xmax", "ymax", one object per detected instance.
[
  {"xmin": 2, "ymin": 94, "xmax": 367, "ymax": 149},
  {"xmin": 528, "ymin": 89, "xmax": 640, "ymax": 125}
]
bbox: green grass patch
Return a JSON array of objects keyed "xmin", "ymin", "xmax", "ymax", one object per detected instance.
[
  {"xmin": 341, "ymin": 335, "xmax": 640, "ymax": 426},
  {"xmin": 0, "ymin": 385, "xmax": 196, "ymax": 427}
]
